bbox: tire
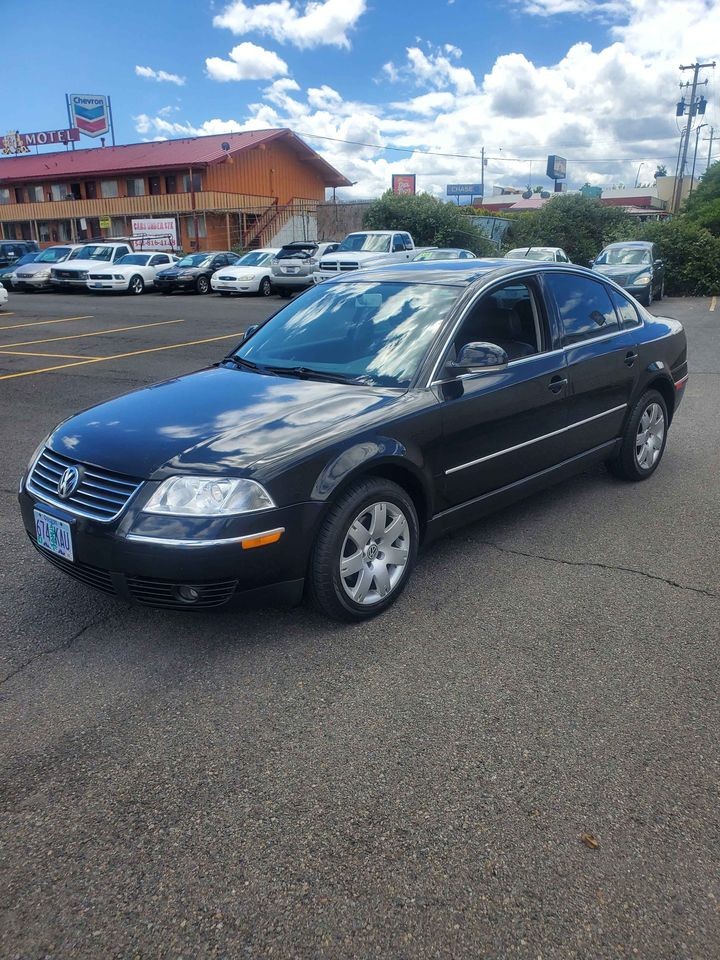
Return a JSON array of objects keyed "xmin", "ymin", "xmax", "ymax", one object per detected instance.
[
  {"xmin": 607, "ymin": 389, "xmax": 668, "ymax": 481},
  {"xmin": 308, "ymin": 477, "xmax": 419, "ymax": 622},
  {"xmin": 639, "ymin": 287, "xmax": 652, "ymax": 307},
  {"xmin": 258, "ymin": 276, "xmax": 272, "ymax": 297},
  {"xmin": 196, "ymin": 276, "xmax": 210, "ymax": 295},
  {"xmin": 129, "ymin": 274, "xmax": 144, "ymax": 295}
]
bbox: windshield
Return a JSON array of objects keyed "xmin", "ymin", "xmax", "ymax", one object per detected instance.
[
  {"xmin": 12, "ymin": 253, "xmax": 38, "ymax": 267},
  {"xmin": 595, "ymin": 247, "xmax": 651, "ymax": 266},
  {"xmin": 74, "ymin": 244, "xmax": 115, "ymax": 262},
  {"xmin": 235, "ymin": 281, "xmax": 460, "ymax": 387},
  {"xmin": 117, "ymin": 254, "xmax": 151, "ymax": 266},
  {"xmin": 176, "ymin": 254, "xmax": 209, "ymax": 267},
  {"xmin": 37, "ymin": 247, "xmax": 73, "ymax": 263},
  {"xmin": 506, "ymin": 248, "xmax": 555, "ymax": 261},
  {"xmin": 337, "ymin": 234, "xmax": 392, "ymax": 253},
  {"xmin": 237, "ymin": 251, "xmax": 271, "ymax": 266}
]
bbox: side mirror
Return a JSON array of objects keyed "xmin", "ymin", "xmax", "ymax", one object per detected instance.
[
  {"xmin": 242, "ymin": 324, "xmax": 259, "ymax": 342},
  {"xmin": 450, "ymin": 341, "xmax": 509, "ymax": 373},
  {"xmin": 588, "ymin": 259, "xmax": 595, "ymax": 268}
]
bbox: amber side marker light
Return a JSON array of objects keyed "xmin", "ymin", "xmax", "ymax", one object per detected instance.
[{"xmin": 241, "ymin": 528, "xmax": 284, "ymax": 550}]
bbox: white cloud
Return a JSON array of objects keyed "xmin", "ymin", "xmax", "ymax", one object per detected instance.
[
  {"xmin": 212, "ymin": 0, "xmax": 367, "ymax": 49},
  {"xmin": 135, "ymin": 65, "xmax": 185, "ymax": 86},
  {"xmin": 136, "ymin": 2, "xmax": 720, "ymax": 200},
  {"xmin": 206, "ymin": 42, "xmax": 288, "ymax": 81}
]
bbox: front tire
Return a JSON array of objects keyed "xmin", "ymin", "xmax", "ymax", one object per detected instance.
[
  {"xmin": 259, "ymin": 276, "xmax": 272, "ymax": 297},
  {"xmin": 308, "ymin": 477, "xmax": 419, "ymax": 621},
  {"xmin": 607, "ymin": 389, "xmax": 668, "ymax": 481},
  {"xmin": 196, "ymin": 276, "xmax": 210, "ymax": 295},
  {"xmin": 129, "ymin": 274, "xmax": 144, "ymax": 295}
]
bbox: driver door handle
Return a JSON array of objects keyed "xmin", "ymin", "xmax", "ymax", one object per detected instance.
[
  {"xmin": 548, "ymin": 376, "xmax": 568, "ymax": 394},
  {"xmin": 624, "ymin": 351, "xmax": 638, "ymax": 367}
]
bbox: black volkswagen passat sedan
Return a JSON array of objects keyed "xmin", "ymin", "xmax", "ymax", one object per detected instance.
[{"xmin": 19, "ymin": 260, "xmax": 688, "ymax": 621}]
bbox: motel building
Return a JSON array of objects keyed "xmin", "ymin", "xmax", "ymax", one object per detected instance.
[{"xmin": 0, "ymin": 128, "xmax": 351, "ymax": 251}]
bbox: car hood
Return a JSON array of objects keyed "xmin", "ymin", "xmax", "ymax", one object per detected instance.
[
  {"xmin": 331, "ymin": 250, "xmax": 393, "ymax": 262},
  {"xmin": 47, "ymin": 366, "xmax": 407, "ymax": 480},
  {"xmin": 15, "ymin": 261, "xmax": 68, "ymax": 275},
  {"xmin": 54, "ymin": 259, "xmax": 115, "ymax": 272},
  {"xmin": 158, "ymin": 265, "xmax": 203, "ymax": 277},
  {"xmin": 215, "ymin": 265, "xmax": 266, "ymax": 276},
  {"xmin": 593, "ymin": 263, "xmax": 649, "ymax": 280}
]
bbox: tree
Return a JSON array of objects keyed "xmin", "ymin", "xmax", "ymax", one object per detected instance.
[
  {"xmin": 502, "ymin": 194, "xmax": 631, "ymax": 264},
  {"xmin": 362, "ymin": 191, "xmax": 495, "ymax": 254},
  {"xmin": 682, "ymin": 159, "xmax": 720, "ymax": 235},
  {"xmin": 633, "ymin": 218, "xmax": 720, "ymax": 295}
]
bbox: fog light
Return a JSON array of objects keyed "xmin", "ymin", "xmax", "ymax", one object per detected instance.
[{"xmin": 176, "ymin": 585, "xmax": 200, "ymax": 603}]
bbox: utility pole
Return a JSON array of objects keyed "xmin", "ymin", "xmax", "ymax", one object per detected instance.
[
  {"xmin": 690, "ymin": 123, "xmax": 707, "ymax": 194},
  {"xmin": 672, "ymin": 61, "xmax": 715, "ymax": 212},
  {"xmin": 704, "ymin": 127, "xmax": 715, "ymax": 172},
  {"xmin": 480, "ymin": 146, "xmax": 485, "ymax": 204}
]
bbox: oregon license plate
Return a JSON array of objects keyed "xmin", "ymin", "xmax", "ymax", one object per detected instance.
[{"xmin": 35, "ymin": 510, "xmax": 74, "ymax": 561}]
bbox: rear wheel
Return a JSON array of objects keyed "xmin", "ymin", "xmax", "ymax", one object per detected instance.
[
  {"xmin": 259, "ymin": 276, "xmax": 272, "ymax": 297},
  {"xmin": 308, "ymin": 477, "xmax": 418, "ymax": 621},
  {"xmin": 129, "ymin": 274, "xmax": 144, "ymax": 295},
  {"xmin": 607, "ymin": 389, "xmax": 668, "ymax": 481},
  {"xmin": 196, "ymin": 276, "xmax": 210, "ymax": 294}
]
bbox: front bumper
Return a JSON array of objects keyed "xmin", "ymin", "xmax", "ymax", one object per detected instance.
[
  {"xmin": 211, "ymin": 279, "xmax": 257, "ymax": 294},
  {"xmin": 12, "ymin": 274, "xmax": 52, "ymax": 290},
  {"xmin": 19, "ymin": 483, "xmax": 324, "ymax": 610},
  {"xmin": 87, "ymin": 278, "xmax": 130, "ymax": 292}
]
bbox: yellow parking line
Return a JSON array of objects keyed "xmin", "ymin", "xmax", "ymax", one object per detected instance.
[
  {"xmin": 710, "ymin": 296, "xmax": 717, "ymax": 312},
  {"xmin": 1, "ymin": 318, "xmax": 184, "ymax": 349},
  {"xmin": 0, "ymin": 350, "xmax": 103, "ymax": 359},
  {"xmin": 0, "ymin": 332, "xmax": 244, "ymax": 382},
  {"xmin": 0, "ymin": 314, "xmax": 94, "ymax": 331}
]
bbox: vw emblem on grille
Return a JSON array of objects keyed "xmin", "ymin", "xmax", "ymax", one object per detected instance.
[{"xmin": 57, "ymin": 466, "xmax": 80, "ymax": 500}]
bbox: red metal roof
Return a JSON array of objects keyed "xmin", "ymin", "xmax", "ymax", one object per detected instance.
[{"xmin": 0, "ymin": 128, "xmax": 351, "ymax": 186}]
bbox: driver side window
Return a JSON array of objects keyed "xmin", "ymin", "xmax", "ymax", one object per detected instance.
[{"xmin": 450, "ymin": 281, "xmax": 542, "ymax": 363}]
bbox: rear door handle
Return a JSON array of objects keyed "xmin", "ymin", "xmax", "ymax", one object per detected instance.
[
  {"xmin": 548, "ymin": 376, "xmax": 568, "ymax": 394},
  {"xmin": 624, "ymin": 351, "xmax": 638, "ymax": 366}
]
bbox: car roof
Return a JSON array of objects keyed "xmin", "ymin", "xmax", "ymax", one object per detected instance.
[
  {"xmin": 330, "ymin": 258, "xmax": 601, "ymax": 286},
  {"xmin": 603, "ymin": 240, "xmax": 653, "ymax": 248}
]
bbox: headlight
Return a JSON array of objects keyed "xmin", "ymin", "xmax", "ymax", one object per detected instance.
[
  {"xmin": 178, "ymin": 272, "xmax": 195, "ymax": 279},
  {"xmin": 143, "ymin": 476, "xmax": 276, "ymax": 516},
  {"xmin": 634, "ymin": 274, "xmax": 651, "ymax": 285},
  {"xmin": 236, "ymin": 274, "xmax": 255, "ymax": 281},
  {"xmin": 113, "ymin": 274, "xmax": 125, "ymax": 280},
  {"xmin": 78, "ymin": 271, "xmax": 88, "ymax": 280}
]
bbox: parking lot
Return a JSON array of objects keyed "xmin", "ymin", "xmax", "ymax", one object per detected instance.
[{"xmin": 1, "ymin": 290, "xmax": 719, "ymax": 958}]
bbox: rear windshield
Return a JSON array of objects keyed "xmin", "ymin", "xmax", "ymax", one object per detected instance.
[{"xmin": 276, "ymin": 245, "xmax": 317, "ymax": 260}]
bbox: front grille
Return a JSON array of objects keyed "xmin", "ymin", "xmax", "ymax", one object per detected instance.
[
  {"xmin": 17, "ymin": 272, "xmax": 34, "ymax": 278},
  {"xmin": 126, "ymin": 576, "xmax": 238, "ymax": 609},
  {"xmin": 88, "ymin": 273, "xmax": 112, "ymax": 280},
  {"xmin": 30, "ymin": 538, "xmax": 116, "ymax": 595},
  {"xmin": 340, "ymin": 262, "xmax": 359, "ymax": 271},
  {"xmin": 218, "ymin": 275, "xmax": 236, "ymax": 281},
  {"xmin": 319, "ymin": 260, "xmax": 338, "ymax": 271},
  {"xmin": 28, "ymin": 448, "xmax": 142, "ymax": 522},
  {"xmin": 53, "ymin": 269, "xmax": 84, "ymax": 279}
]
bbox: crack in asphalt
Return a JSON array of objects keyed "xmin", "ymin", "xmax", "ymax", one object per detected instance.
[
  {"xmin": 477, "ymin": 540, "xmax": 720, "ymax": 602},
  {"xmin": 0, "ymin": 612, "xmax": 116, "ymax": 689}
]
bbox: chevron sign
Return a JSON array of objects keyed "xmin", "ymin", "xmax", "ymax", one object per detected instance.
[{"xmin": 67, "ymin": 94, "xmax": 110, "ymax": 139}]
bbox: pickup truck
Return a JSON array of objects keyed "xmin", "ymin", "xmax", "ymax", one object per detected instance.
[
  {"xmin": 50, "ymin": 240, "xmax": 135, "ymax": 289},
  {"xmin": 313, "ymin": 230, "xmax": 417, "ymax": 283}
]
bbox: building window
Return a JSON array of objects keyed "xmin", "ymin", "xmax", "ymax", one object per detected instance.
[
  {"xmin": 28, "ymin": 185, "xmax": 44, "ymax": 203},
  {"xmin": 111, "ymin": 217, "xmax": 126, "ymax": 235},
  {"xmin": 100, "ymin": 180, "xmax": 119, "ymax": 199},
  {"xmin": 149, "ymin": 176, "xmax": 162, "ymax": 196},
  {"xmin": 126, "ymin": 177, "xmax": 146, "ymax": 197},
  {"xmin": 186, "ymin": 214, "xmax": 207, "ymax": 239},
  {"xmin": 165, "ymin": 175, "xmax": 177, "ymax": 194},
  {"xmin": 20, "ymin": 223, "xmax": 32, "ymax": 241},
  {"xmin": 57, "ymin": 221, "xmax": 72, "ymax": 241},
  {"xmin": 15, "ymin": 187, "xmax": 25, "ymax": 204},
  {"xmin": 182, "ymin": 172, "xmax": 203, "ymax": 193},
  {"xmin": 0, "ymin": 188, "xmax": 10, "ymax": 205},
  {"xmin": 85, "ymin": 181, "xmax": 97, "ymax": 200},
  {"xmin": 70, "ymin": 183, "xmax": 82, "ymax": 200},
  {"xmin": 50, "ymin": 184, "xmax": 70, "ymax": 201},
  {"xmin": 38, "ymin": 223, "xmax": 51, "ymax": 242}
]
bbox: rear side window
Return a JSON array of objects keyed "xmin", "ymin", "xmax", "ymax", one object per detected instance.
[
  {"xmin": 545, "ymin": 273, "xmax": 618, "ymax": 345},
  {"xmin": 609, "ymin": 287, "xmax": 642, "ymax": 328}
]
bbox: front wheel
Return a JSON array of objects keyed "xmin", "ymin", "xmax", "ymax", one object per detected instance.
[
  {"xmin": 196, "ymin": 276, "xmax": 210, "ymax": 294},
  {"xmin": 258, "ymin": 276, "xmax": 272, "ymax": 297},
  {"xmin": 308, "ymin": 477, "xmax": 419, "ymax": 621},
  {"xmin": 607, "ymin": 389, "xmax": 668, "ymax": 481},
  {"xmin": 129, "ymin": 274, "xmax": 144, "ymax": 295}
]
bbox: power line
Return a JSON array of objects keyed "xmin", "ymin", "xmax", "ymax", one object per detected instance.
[{"xmin": 294, "ymin": 130, "xmax": 683, "ymax": 165}]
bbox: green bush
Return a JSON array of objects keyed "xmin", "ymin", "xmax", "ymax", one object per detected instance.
[
  {"xmin": 362, "ymin": 191, "xmax": 495, "ymax": 255},
  {"xmin": 502, "ymin": 194, "xmax": 631, "ymax": 265},
  {"xmin": 632, "ymin": 219, "xmax": 720, "ymax": 296}
]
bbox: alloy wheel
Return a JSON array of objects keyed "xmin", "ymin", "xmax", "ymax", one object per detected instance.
[
  {"xmin": 259, "ymin": 277, "xmax": 272, "ymax": 296},
  {"xmin": 635, "ymin": 402, "xmax": 665, "ymax": 470},
  {"xmin": 129, "ymin": 275, "xmax": 144, "ymax": 295},
  {"xmin": 339, "ymin": 501, "xmax": 410, "ymax": 606}
]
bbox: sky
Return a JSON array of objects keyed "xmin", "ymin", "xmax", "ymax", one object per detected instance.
[{"xmin": 4, "ymin": 0, "xmax": 720, "ymax": 200}]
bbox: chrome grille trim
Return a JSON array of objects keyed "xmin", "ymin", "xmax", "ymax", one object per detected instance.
[{"xmin": 27, "ymin": 448, "xmax": 142, "ymax": 522}]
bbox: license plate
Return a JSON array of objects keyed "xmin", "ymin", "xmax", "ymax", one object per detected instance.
[
  {"xmin": 35, "ymin": 510, "xmax": 74, "ymax": 561},
  {"xmin": 89, "ymin": 283, "xmax": 111, "ymax": 288},
  {"xmin": 283, "ymin": 266, "xmax": 299, "ymax": 274}
]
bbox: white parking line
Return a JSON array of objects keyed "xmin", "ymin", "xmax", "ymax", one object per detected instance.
[{"xmin": 710, "ymin": 296, "xmax": 717, "ymax": 313}]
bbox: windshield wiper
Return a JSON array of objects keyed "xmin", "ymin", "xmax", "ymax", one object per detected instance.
[
  {"xmin": 264, "ymin": 365, "xmax": 372, "ymax": 384},
  {"xmin": 221, "ymin": 354, "xmax": 261, "ymax": 372}
]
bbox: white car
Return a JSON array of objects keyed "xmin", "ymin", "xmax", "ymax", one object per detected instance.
[
  {"xmin": 86, "ymin": 252, "xmax": 180, "ymax": 295},
  {"xmin": 0, "ymin": 284, "xmax": 8, "ymax": 309},
  {"xmin": 211, "ymin": 248, "xmax": 279, "ymax": 297}
]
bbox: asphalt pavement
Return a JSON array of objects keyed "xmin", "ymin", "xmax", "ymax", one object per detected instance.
[{"xmin": 1, "ymin": 289, "xmax": 719, "ymax": 959}]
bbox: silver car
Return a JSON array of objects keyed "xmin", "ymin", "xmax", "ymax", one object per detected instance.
[
  {"xmin": 12, "ymin": 244, "xmax": 85, "ymax": 291},
  {"xmin": 271, "ymin": 240, "xmax": 339, "ymax": 298}
]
